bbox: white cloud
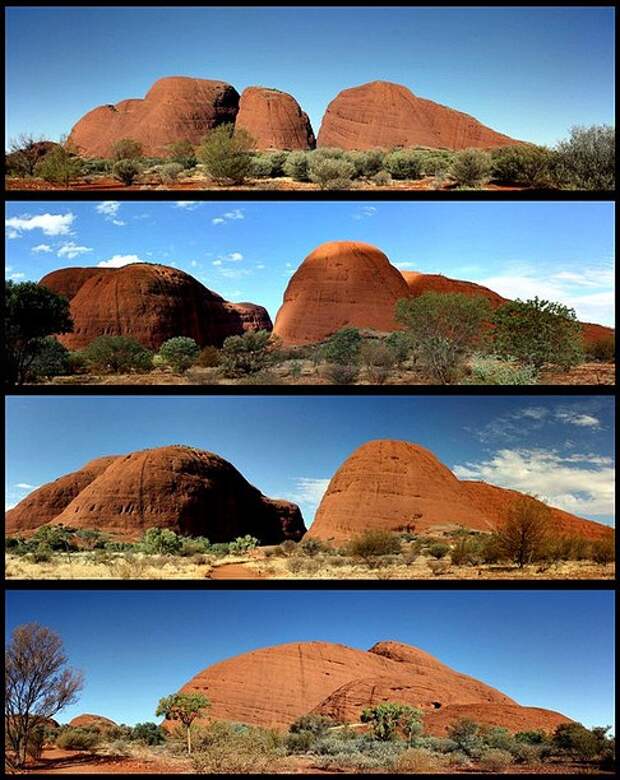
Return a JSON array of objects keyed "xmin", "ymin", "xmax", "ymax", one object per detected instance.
[
  {"xmin": 226, "ymin": 252, "xmax": 243, "ymax": 262},
  {"xmin": 97, "ymin": 254, "xmax": 143, "ymax": 268},
  {"xmin": 212, "ymin": 260, "xmax": 223, "ymax": 266},
  {"xmin": 212, "ymin": 208, "xmax": 244, "ymax": 225},
  {"xmin": 15, "ymin": 482, "xmax": 36, "ymax": 490},
  {"xmin": 6, "ymin": 213, "xmax": 75, "ymax": 237},
  {"xmin": 175, "ymin": 201, "xmax": 199, "ymax": 210},
  {"xmin": 96, "ymin": 201, "xmax": 120, "ymax": 217},
  {"xmin": 256, "ymin": 264, "xmax": 266, "ymax": 270},
  {"xmin": 394, "ymin": 261, "xmax": 416, "ymax": 269},
  {"xmin": 353, "ymin": 206, "xmax": 377, "ymax": 220},
  {"xmin": 290, "ymin": 478, "xmax": 331, "ymax": 511},
  {"xmin": 555, "ymin": 411, "xmax": 601, "ymax": 428},
  {"xmin": 8, "ymin": 272, "xmax": 25, "ymax": 280},
  {"xmin": 212, "ymin": 218, "xmax": 225, "ymax": 225},
  {"xmin": 520, "ymin": 407, "xmax": 549, "ymax": 421},
  {"xmin": 57, "ymin": 241, "xmax": 93, "ymax": 260},
  {"xmin": 32, "ymin": 244, "xmax": 52, "ymax": 253},
  {"xmin": 454, "ymin": 448, "xmax": 614, "ymax": 518}
]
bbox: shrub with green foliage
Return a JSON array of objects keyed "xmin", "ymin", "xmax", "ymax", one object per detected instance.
[
  {"xmin": 553, "ymin": 125, "xmax": 615, "ymax": 191},
  {"xmin": 349, "ymin": 530, "xmax": 401, "ymax": 562},
  {"xmin": 396, "ymin": 293, "xmax": 491, "ymax": 383},
  {"xmin": 479, "ymin": 748, "xmax": 514, "ymax": 771},
  {"xmin": 34, "ymin": 145, "xmax": 83, "ymax": 187},
  {"xmin": 27, "ymin": 336, "xmax": 71, "ymax": 380},
  {"xmin": 158, "ymin": 336, "xmax": 200, "ymax": 371},
  {"xmin": 56, "ymin": 728, "xmax": 100, "ymax": 751},
  {"xmin": 191, "ymin": 720, "xmax": 282, "ymax": 773},
  {"xmin": 308, "ymin": 154, "xmax": 356, "ymax": 189},
  {"xmin": 372, "ymin": 170, "xmax": 392, "ymax": 186},
  {"xmin": 493, "ymin": 297, "xmax": 583, "ymax": 369},
  {"xmin": 322, "ymin": 363, "xmax": 359, "ymax": 385},
  {"xmin": 195, "ymin": 345, "xmax": 220, "ymax": 367},
  {"xmin": 385, "ymin": 331, "xmax": 412, "ymax": 365},
  {"xmin": 466, "ymin": 354, "xmax": 539, "ymax": 385},
  {"xmin": 219, "ymin": 330, "xmax": 272, "ymax": 377},
  {"xmin": 361, "ymin": 702, "xmax": 423, "ymax": 743},
  {"xmin": 447, "ymin": 718, "xmax": 484, "ymax": 757},
  {"xmin": 82, "ymin": 335, "xmax": 153, "ymax": 373},
  {"xmin": 427, "ymin": 542, "xmax": 450, "ymax": 559},
  {"xmin": 229, "ymin": 535, "xmax": 259, "ymax": 553},
  {"xmin": 347, "ymin": 149, "xmax": 385, "ymax": 178},
  {"xmin": 450, "ymin": 149, "xmax": 491, "ymax": 187},
  {"xmin": 130, "ymin": 722, "xmax": 165, "ymax": 745},
  {"xmin": 140, "ymin": 528, "xmax": 183, "ymax": 555},
  {"xmin": 111, "ymin": 139, "xmax": 143, "ymax": 161},
  {"xmin": 197, "ymin": 123, "xmax": 255, "ymax": 184},
  {"xmin": 320, "ymin": 327, "xmax": 362, "ymax": 365},
  {"xmin": 384, "ymin": 150, "xmax": 424, "ymax": 180},
  {"xmin": 167, "ymin": 140, "xmax": 197, "ymax": 169},
  {"xmin": 112, "ymin": 158, "xmax": 142, "ymax": 185},
  {"xmin": 31, "ymin": 525, "xmax": 77, "ymax": 552},
  {"xmin": 590, "ymin": 537, "xmax": 615, "ymax": 564},
  {"xmin": 283, "ymin": 151, "xmax": 310, "ymax": 181},
  {"xmin": 290, "ymin": 714, "xmax": 335, "ymax": 737},
  {"xmin": 5, "ymin": 280, "xmax": 74, "ymax": 385},
  {"xmin": 553, "ymin": 722, "xmax": 602, "ymax": 760},
  {"xmin": 156, "ymin": 162, "xmax": 184, "ymax": 183},
  {"xmin": 491, "ymin": 145, "xmax": 554, "ymax": 187}
]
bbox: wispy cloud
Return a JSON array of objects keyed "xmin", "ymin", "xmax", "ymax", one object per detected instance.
[
  {"xmin": 290, "ymin": 477, "xmax": 331, "ymax": 517},
  {"xmin": 6, "ymin": 213, "xmax": 75, "ymax": 237},
  {"xmin": 175, "ymin": 201, "xmax": 200, "ymax": 210},
  {"xmin": 15, "ymin": 482, "xmax": 37, "ymax": 490},
  {"xmin": 57, "ymin": 241, "xmax": 93, "ymax": 260},
  {"xmin": 96, "ymin": 201, "xmax": 125, "ymax": 226},
  {"xmin": 212, "ymin": 208, "xmax": 245, "ymax": 225},
  {"xmin": 32, "ymin": 244, "xmax": 53, "ymax": 254},
  {"xmin": 97, "ymin": 254, "xmax": 143, "ymax": 268},
  {"xmin": 352, "ymin": 206, "xmax": 377, "ymax": 220}
]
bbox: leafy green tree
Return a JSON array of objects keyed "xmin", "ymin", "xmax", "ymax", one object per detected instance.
[
  {"xmin": 320, "ymin": 327, "xmax": 362, "ymax": 365},
  {"xmin": 131, "ymin": 722, "xmax": 165, "ymax": 745},
  {"xmin": 197, "ymin": 123, "xmax": 255, "ymax": 184},
  {"xmin": 140, "ymin": 528, "xmax": 182, "ymax": 555},
  {"xmin": 396, "ymin": 292, "xmax": 491, "ymax": 383},
  {"xmin": 5, "ymin": 281, "xmax": 73, "ymax": 385},
  {"xmin": 491, "ymin": 145, "xmax": 554, "ymax": 187},
  {"xmin": 28, "ymin": 337, "xmax": 71, "ymax": 380},
  {"xmin": 553, "ymin": 723, "xmax": 601, "ymax": 760},
  {"xmin": 82, "ymin": 335, "xmax": 153, "ymax": 374},
  {"xmin": 159, "ymin": 337, "xmax": 200, "ymax": 372},
  {"xmin": 360, "ymin": 702, "xmax": 423, "ymax": 743},
  {"xmin": 156, "ymin": 692, "xmax": 210, "ymax": 754},
  {"xmin": 493, "ymin": 296, "xmax": 583, "ymax": 369},
  {"xmin": 111, "ymin": 138, "xmax": 143, "ymax": 162},
  {"xmin": 219, "ymin": 330, "xmax": 272, "ymax": 377},
  {"xmin": 553, "ymin": 125, "xmax": 615, "ymax": 191}
]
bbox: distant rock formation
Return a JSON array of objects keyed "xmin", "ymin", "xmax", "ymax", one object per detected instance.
[
  {"xmin": 39, "ymin": 263, "xmax": 272, "ymax": 350},
  {"xmin": 7, "ymin": 445, "xmax": 305, "ymax": 544},
  {"xmin": 273, "ymin": 241, "xmax": 410, "ymax": 344},
  {"xmin": 236, "ymin": 87, "xmax": 315, "ymax": 150},
  {"xmin": 307, "ymin": 439, "xmax": 612, "ymax": 542},
  {"xmin": 317, "ymin": 80, "xmax": 521, "ymax": 150},
  {"xmin": 171, "ymin": 639, "xmax": 571, "ymax": 735},
  {"xmin": 68, "ymin": 714, "xmax": 118, "ymax": 731}
]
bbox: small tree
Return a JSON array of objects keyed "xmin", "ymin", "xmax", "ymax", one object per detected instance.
[
  {"xmin": 197, "ymin": 123, "xmax": 255, "ymax": 184},
  {"xmin": 7, "ymin": 133, "xmax": 49, "ymax": 176},
  {"xmin": 553, "ymin": 722, "xmax": 601, "ymax": 760},
  {"xmin": 156, "ymin": 692, "xmax": 210, "ymax": 755},
  {"xmin": 131, "ymin": 722, "xmax": 165, "ymax": 745},
  {"xmin": 361, "ymin": 702, "xmax": 423, "ymax": 743},
  {"xmin": 111, "ymin": 138, "xmax": 143, "ymax": 162},
  {"xmin": 497, "ymin": 496, "xmax": 551, "ymax": 568},
  {"xmin": 447, "ymin": 718, "xmax": 483, "ymax": 756},
  {"xmin": 112, "ymin": 159, "xmax": 142, "ymax": 186},
  {"xmin": 159, "ymin": 337, "xmax": 200, "ymax": 372},
  {"xmin": 28, "ymin": 337, "xmax": 71, "ymax": 380},
  {"xmin": 450, "ymin": 149, "xmax": 491, "ymax": 187},
  {"xmin": 82, "ymin": 335, "xmax": 153, "ymax": 374},
  {"xmin": 554, "ymin": 125, "xmax": 615, "ymax": 191},
  {"xmin": 219, "ymin": 330, "xmax": 272, "ymax": 377},
  {"xmin": 168, "ymin": 139, "xmax": 197, "ymax": 169},
  {"xmin": 396, "ymin": 292, "xmax": 491, "ymax": 383},
  {"xmin": 493, "ymin": 296, "xmax": 583, "ymax": 369},
  {"xmin": 320, "ymin": 327, "xmax": 362, "ymax": 365},
  {"xmin": 34, "ymin": 139, "xmax": 83, "ymax": 188},
  {"xmin": 349, "ymin": 529, "xmax": 402, "ymax": 563},
  {"xmin": 5, "ymin": 623, "xmax": 84, "ymax": 768},
  {"xmin": 491, "ymin": 145, "xmax": 554, "ymax": 188},
  {"xmin": 5, "ymin": 281, "xmax": 74, "ymax": 385}
]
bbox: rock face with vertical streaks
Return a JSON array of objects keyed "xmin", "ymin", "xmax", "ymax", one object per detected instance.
[{"xmin": 235, "ymin": 87, "xmax": 315, "ymax": 150}]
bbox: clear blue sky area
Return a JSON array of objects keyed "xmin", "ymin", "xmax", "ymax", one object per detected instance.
[
  {"xmin": 5, "ymin": 395, "xmax": 615, "ymax": 526},
  {"xmin": 5, "ymin": 201, "xmax": 615, "ymax": 326},
  {"xmin": 5, "ymin": 7, "xmax": 615, "ymax": 146},
  {"xmin": 4, "ymin": 590, "xmax": 615, "ymax": 730}
]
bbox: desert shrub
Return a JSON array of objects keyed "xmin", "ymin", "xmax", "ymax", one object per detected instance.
[
  {"xmin": 587, "ymin": 335, "xmax": 615, "ymax": 362},
  {"xmin": 467, "ymin": 354, "xmax": 538, "ymax": 385},
  {"xmin": 286, "ymin": 557, "xmax": 305, "ymax": 574},
  {"xmin": 198, "ymin": 123, "xmax": 255, "ymax": 184},
  {"xmin": 194, "ymin": 345, "xmax": 220, "ymax": 367},
  {"xmin": 420, "ymin": 150, "xmax": 453, "ymax": 177},
  {"xmin": 395, "ymin": 747, "xmax": 444, "ymax": 772},
  {"xmin": 57, "ymin": 728, "xmax": 100, "ymax": 751},
  {"xmin": 320, "ymin": 328, "xmax": 362, "ymax": 365},
  {"xmin": 347, "ymin": 149, "xmax": 385, "ymax": 177},
  {"xmin": 479, "ymin": 748, "xmax": 514, "ymax": 771},
  {"xmin": 448, "ymin": 719, "xmax": 484, "ymax": 757},
  {"xmin": 385, "ymin": 331, "xmax": 412, "ymax": 365},
  {"xmin": 591, "ymin": 537, "xmax": 615, "ymax": 564},
  {"xmin": 178, "ymin": 537, "xmax": 211, "ymax": 556},
  {"xmin": 156, "ymin": 162, "xmax": 184, "ymax": 183},
  {"xmin": 396, "ymin": 292, "xmax": 491, "ymax": 383},
  {"xmin": 384, "ymin": 149, "xmax": 424, "ymax": 180},
  {"xmin": 158, "ymin": 336, "xmax": 200, "ymax": 372},
  {"xmin": 32, "ymin": 543, "xmax": 53, "ymax": 563},
  {"xmin": 450, "ymin": 536, "xmax": 483, "ymax": 566},
  {"xmin": 283, "ymin": 151, "xmax": 310, "ymax": 181},
  {"xmin": 299, "ymin": 538, "xmax": 325, "ymax": 557},
  {"xmin": 493, "ymin": 297, "xmax": 583, "ymax": 369},
  {"xmin": 308, "ymin": 154, "xmax": 356, "ymax": 189},
  {"xmin": 360, "ymin": 340, "xmax": 396, "ymax": 377},
  {"xmin": 279, "ymin": 539, "xmax": 298, "ymax": 556},
  {"xmin": 6, "ymin": 133, "xmax": 54, "ymax": 176},
  {"xmin": 167, "ymin": 140, "xmax": 197, "ymax": 169},
  {"xmin": 322, "ymin": 363, "xmax": 358, "ymax": 384},
  {"xmin": 209, "ymin": 543, "xmax": 231, "ymax": 557},
  {"xmin": 481, "ymin": 726, "xmax": 516, "ymax": 752},
  {"xmin": 447, "ymin": 750, "xmax": 471, "ymax": 767},
  {"xmin": 515, "ymin": 730, "xmax": 550, "ymax": 745},
  {"xmin": 553, "ymin": 125, "xmax": 615, "ymax": 190},
  {"xmin": 111, "ymin": 158, "xmax": 142, "ymax": 185},
  {"xmin": 111, "ymin": 138, "xmax": 143, "ymax": 161},
  {"xmin": 512, "ymin": 743, "xmax": 546, "ymax": 764},
  {"xmin": 349, "ymin": 530, "xmax": 401, "ymax": 562},
  {"xmin": 32, "ymin": 525, "xmax": 77, "ymax": 552},
  {"xmin": 229, "ymin": 535, "xmax": 258, "ymax": 553},
  {"xmin": 139, "ymin": 528, "xmax": 182, "ymax": 555},
  {"xmin": 372, "ymin": 169, "xmax": 392, "ymax": 186},
  {"xmin": 553, "ymin": 722, "xmax": 601, "ymax": 760},
  {"xmin": 428, "ymin": 559, "xmax": 451, "ymax": 575},
  {"xmin": 219, "ymin": 330, "xmax": 272, "ymax": 377},
  {"xmin": 82, "ymin": 335, "xmax": 153, "ymax": 373},
  {"xmin": 130, "ymin": 722, "xmax": 165, "ymax": 745},
  {"xmin": 34, "ymin": 145, "xmax": 83, "ymax": 187},
  {"xmin": 497, "ymin": 496, "xmax": 551, "ymax": 568},
  {"xmin": 80, "ymin": 158, "xmax": 112, "ymax": 176},
  {"xmin": 491, "ymin": 144, "xmax": 554, "ymax": 187},
  {"xmin": 290, "ymin": 714, "xmax": 335, "ymax": 738},
  {"xmin": 191, "ymin": 720, "xmax": 282, "ymax": 774},
  {"xmin": 24, "ymin": 724, "xmax": 46, "ymax": 761},
  {"xmin": 250, "ymin": 154, "xmax": 276, "ymax": 178},
  {"xmin": 313, "ymin": 753, "xmax": 386, "ymax": 770},
  {"xmin": 286, "ymin": 730, "xmax": 315, "ymax": 753},
  {"xmin": 450, "ymin": 149, "xmax": 491, "ymax": 187},
  {"xmin": 27, "ymin": 336, "xmax": 71, "ymax": 380},
  {"xmin": 427, "ymin": 542, "xmax": 450, "ymax": 559},
  {"xmin": 479, "ymin": 534, "xmax": 505, "ymax": 564},
  {"xmin": 361, "ymin": 703, "xmax": 423, "ymax": 744}
]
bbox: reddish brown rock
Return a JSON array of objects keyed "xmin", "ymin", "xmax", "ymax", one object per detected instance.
[
  {"xmin": 68, "ymin": 714, "xmax": 118, "ymax": 731},
  {"xmin": 39, "ymin": 263, "xmax": 272, "ymax": 350},
  {"xmin": 318, "ymin": 81, "xmax": 521, "ymax": 150},
  {"xmin": 308, "ymin": 439, "xmax": 612, "ymax": 543},
  {"xmin": 236, "ymin": 87, "xmax": 315, "ymax": 150},
  {"xmin": 5, "ymin": 456, "xmax": 119, "ymax": 536},
  {"xmin": 273, "ymin": 241, "xmax": 410, "ymax": 345},
  {"xmin": 68, "ymin": 77, "xmax": 239, "ymax": 158},
  {"xmin": 43, "ymin": 445, "xmax": 305, "ymax": 544},
  {"xmin": 423, "ymin": 703, "xmax": 571, "ymax": 737},
  {"xmin": 172, "ymin": 639, "xmax": 570, "ymax": 735}
]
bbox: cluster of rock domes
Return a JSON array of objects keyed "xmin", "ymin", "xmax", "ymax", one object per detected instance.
[
  {"xmin": 169, "ymin": 639, "xmax": 571, "ymax": 735},
  {"xmin": 6, "ymin": 441, "xmax": 611, "ymax": 543},
  {"xmin": 68, "ymin": 77, "xmax": 521, "ymax": 157}
]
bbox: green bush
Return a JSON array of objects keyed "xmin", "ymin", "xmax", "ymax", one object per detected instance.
[
  {"xmin": 32, "ymin": 543, "xmax": 53, "ymax": 563},
  {"xmin": 361, "ymin": 702, "xmax": 423, "ymax": 743},
  {"xmin": 283, "ymin": 151, "xmax": 310, "ymax": 181},
  {"xmin": 82, "ymin": 335, "xmax": 153, "ymax": 373},
  {"xmin": 130, "ymin": 722, "xmax": 165, "ymax": 745},
  {"xmin": 450, "ymin": 149, "xmax": 491, "ymax": 187},
  {"xmin": 586, "ymin": 335, "xmax": 615, "ymax": 362},
  {"xmin": 191, "ymin": 720, "xmax": 282, "ymax": 773},
  {"xmin": 450, "ymin": 537, "xmax": 483, "ymax": 566},
  {"xmin": 250, "ymin": 154, "xmax": 276, "ymax": 178},
  {"xmin": 198, "ymin": 123, "xmax": 255, "ymax": 184},
  {"xmin": 167, "ymin": 140, "xmax": 197, "ymax": 169},
  {"xmin": 179, "ymin": 537, "xmax": 211, "ymax": 556},
  {"xmin": 112, "ymin": 158, "xmax": 142, "ymax": 185},
  {"xmin": 159, "ymin": 337, "xmax": 200, "ymax": 371},
  {"xmin": 290, "ymin": 714, "xmax": 335, "ymax": 737},
  {"xmin": 493, "ymin": 297, "xmax": 583, "ymax": 369},
  {"xmin": 56, "ymin": 728, "xmax": 100, "ymax": 751},
  {"xmin": 27, "ymin": 336, "xmax": 70, "ymax": 380},
  {"xmin": 396, "ymin": 293, "xmax": 491, "ymax": 383},
  {"xmin": 229, "ymin": 535, "xmax": 259, "ymax": 553},
  {"xmin": 447, "ymin": 719, "xmax": 484, "ymax": 756},
  {"xmin": 427, "ymin": 542, "xmax": 450, "ymax": 559},
  {"xmin": 219, "ymin": 330, "xmax": 272, "ymax": 377},
  {"xmin": 385, "ymin": 332, "xmax": 412, "ymax": 365},
  {"xmin": 553, "ymin": 125, "xmax": 615, "ymax": 191},
  {"xmin": 111, "ymin": 138, "xmax": 143, "ymax": 162},
  {"xmin": 491, "ymin": 145, "xmax": 554, "ymax": 187},
  {"xmin": 384, "ymin": 150, "xmax": 424, "ymax": 180},
  {"xmin": 466, "ymin": 354, "xmax": 538, "ymax": 385},
  {"xmin": 372, "ymin": 170, "xmax": 392, "ymax": 186},
  {"xmin": 420, "ymin": 150, "xmax": 454, "ymax": 177},
  {"xmin": 139, "ymin": 528, "xmax": 182, "ymax": 555},
  {"xmin": 347, "ymin": 149, "xmax": 385, "ymax": 177},
  {"xmin": 34, "ymin": 146, "xmax": 83, "ymax": 186},
  {"xmin": 308, "ymin": 155, "xmax": 356, "ymax": 189},
  {"xmin": 32, "ymin": 525, "xmax": 77, "ymax": 552},
  {"xmin": 156, "ymin": 162, "xmax": 184, "ymax": 183},
  {"xmin": 320, "ymin": 328, "xmax": 362, "ymax": 365},
  {"xmin": 349, "ymin": 530, "xmax": 401, "ymax": 561},
  {"xmin": 553, "ymin": 722, "xmax": 600, "ymax": 760}
]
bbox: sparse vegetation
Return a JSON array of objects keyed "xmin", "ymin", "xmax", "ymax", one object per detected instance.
[
  {"xmin": 112, "ymin": 158, "xmax": 143, "ymax": 185},
  {"xmin": 82, "ymin": 335, "xmax": 153, "ymax": 373},
  {"xmin": 197, "ymin": 123, "xmax": 255, "ymax": 184},
  {"xmin": 158, "ymin": 336, "xmax": 200, "ymax": 372}
]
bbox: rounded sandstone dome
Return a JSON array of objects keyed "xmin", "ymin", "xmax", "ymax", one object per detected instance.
[
  {"xmin": 273, "ymin": 241, "xmax": 410, "ymax": 344},
  {"xmin": 400, "ymin": 270, "xmax": 507, "ymax": 308},
  {"xmin": 236, "ymin": 86, "xmax": 315, "ymax": 150}
]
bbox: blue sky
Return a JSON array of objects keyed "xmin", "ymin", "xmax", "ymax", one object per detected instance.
[
  {"xmin": 5, "ymin": 7, "xmax": 615, "ymax": 147},
  {"xmin": 5, "ymin": 201, "xmax": 615, "ymax": 326},
  {"xmin": 5, "ymin": 396, "xmax": 615, "ymax": 526},
  {"xmin": 4, "ymin": 590, "xmax": 615, "ymax": 729}
]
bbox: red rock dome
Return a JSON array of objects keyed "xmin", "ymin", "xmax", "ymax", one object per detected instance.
[
  {"xmin": 235, "ymin": 87, "xmax": 315, "ymax": 150},
  {"xmin": 68, "ymin": 714, "xmax": 118, "ymax": 731},
  {"xmin": 317, "ymin": 80, "xmax": 521, "ymax": 150},
  {"xmin": 273, "ymin": 241, "xmax": 410, "ymax": 345}
]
